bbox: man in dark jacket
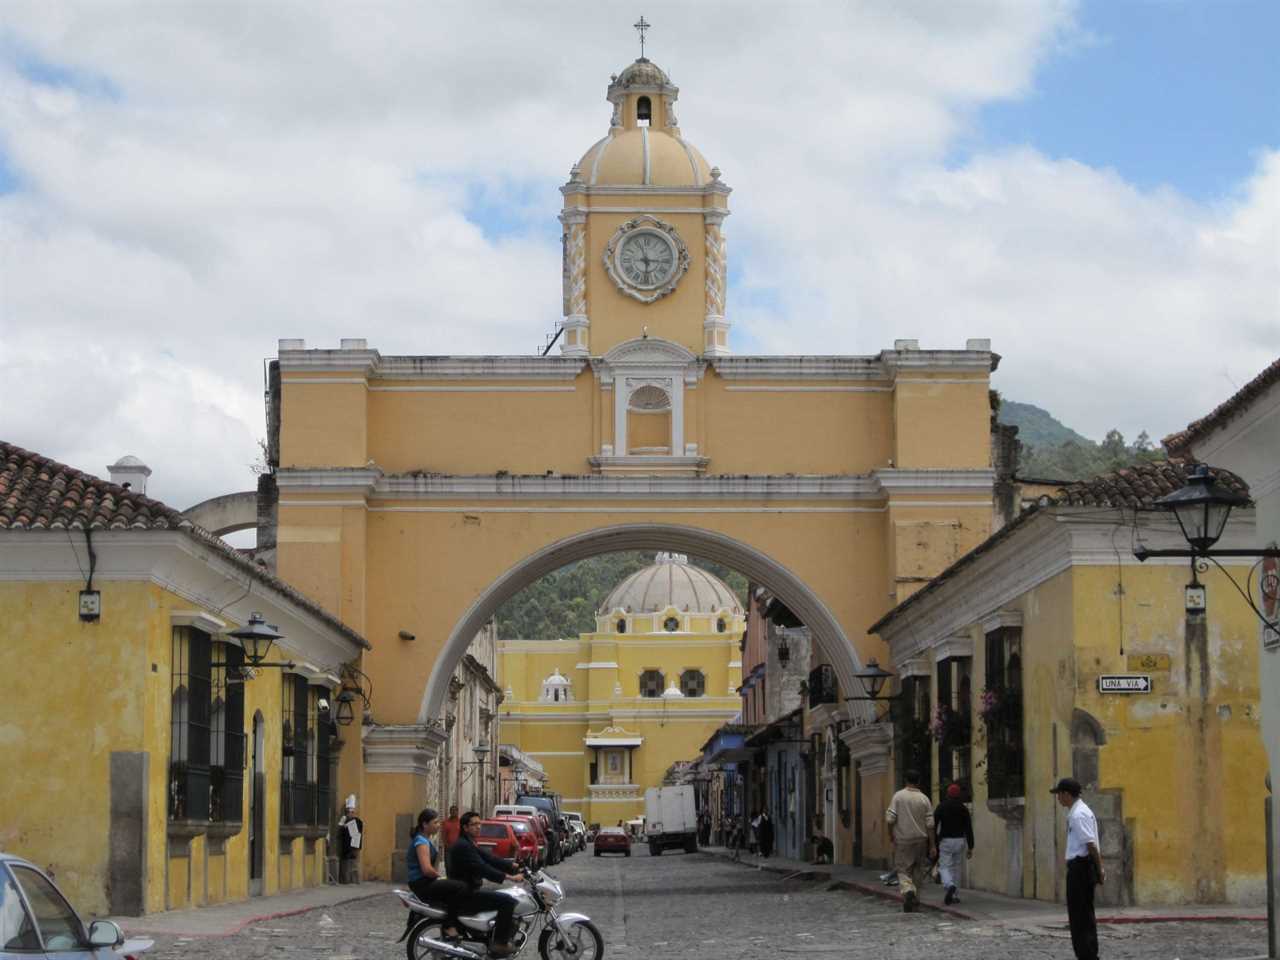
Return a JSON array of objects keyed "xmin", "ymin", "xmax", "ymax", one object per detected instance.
[
  {"xmin": 933, "ymin": 783, "xmax": 975, "ymax": 905},
  {"xmin": 447, "ymin": 811, "xmax": 523, "ymax": 957}
]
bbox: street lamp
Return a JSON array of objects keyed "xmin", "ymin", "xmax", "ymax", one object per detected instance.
[
  {"xmin": 1154, "ymin": 465, "xmax": 1249, "ymax": 554},
  {"xmin": 228, "ymin": 612, "xmax": 282, "ymax": 666},
  {"xmin": 849, "ymin": 659, "xmax": 896, "ymax": 701}
]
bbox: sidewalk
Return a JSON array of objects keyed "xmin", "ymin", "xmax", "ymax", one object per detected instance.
[
  {"xmin": 701, "ymin": 846, "xmax": 1266, "ymax": 930},
  {"xmin": 109, "ymin": 882, "xmax": 397, "ymax": 938}
]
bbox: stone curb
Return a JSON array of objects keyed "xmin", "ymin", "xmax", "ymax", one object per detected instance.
[
  {"xmin": 120, "ymin": 890, "xmax": 389, "ymax": 939},
  {"xmin": 702, "ymin": 849, "xmax": 1266, "ymax": 927}
]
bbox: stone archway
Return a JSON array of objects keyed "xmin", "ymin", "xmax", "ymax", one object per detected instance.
[{"xmin": 416, "ymin": 523, "xmax": 875, "ymax": 728}]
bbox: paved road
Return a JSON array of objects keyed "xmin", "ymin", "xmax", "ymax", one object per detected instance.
[{"xmin": 143, "ymin": 846, "xmax": 1267, "ymax": 959}]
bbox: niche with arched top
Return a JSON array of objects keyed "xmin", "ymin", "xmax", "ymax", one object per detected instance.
[{"xmin": 627, "ymin": 384, "xmax": 671, "ymax": 455}]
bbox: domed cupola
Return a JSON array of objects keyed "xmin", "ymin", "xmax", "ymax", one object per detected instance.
[
  {"xmin": 573, "ymin": 58, "xmax": 713, "ymax": 189},
  {"xmin": 599, "ymin": 553, "xmax": 743, "ymax": 616},
  {"xmin": 540, "ymin": 668, "xmax": 573, "ymax": 703}
]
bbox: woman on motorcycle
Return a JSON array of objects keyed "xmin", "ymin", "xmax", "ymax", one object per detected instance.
[{"xmin": 407, "ymin": 808, "xmax": 466, "ymax": 938}]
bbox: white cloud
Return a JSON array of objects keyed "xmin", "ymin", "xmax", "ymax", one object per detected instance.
[{"xmin": 0, "ymin": 0, "xmax": 1275, "ymax": 510}]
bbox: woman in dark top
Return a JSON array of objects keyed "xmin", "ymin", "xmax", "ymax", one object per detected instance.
[
  {"xmin": 405, "ymin": 809, "xmax": 466, "ymax": 937},
  {"xmin": 933, "ymin": 784, "xmax": 975, "ymax": 905}
]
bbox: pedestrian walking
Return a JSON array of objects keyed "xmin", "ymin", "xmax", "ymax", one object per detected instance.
[
  {"xmin": 885, "ymin": 769, "xmax": 935, "ymax": 912},
  {"xmin": 440, "ymin": 804, "xmax": 462, "ymax": 851},
  {"xmin": 1053, "ymin": 777, "xmax": 1104, "ymax": 960},
  {"xmin": 757, "ymin": 810, "xmax": 774, "ymax": 858},
  {"xmin": 729, "ymin": 817, "xmax": 744, "ymax": 862},
  {"xmin": 933, "ymin": 783, "xmax": 974, "ymax": 905},
  {"xmin": 337, "ymin": 795, "xmax": 364, "ymax": 884}
]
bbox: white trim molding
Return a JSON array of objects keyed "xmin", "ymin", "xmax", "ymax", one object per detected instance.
[
  {"xmin": 362, "ymin": 723, "xmax": 448, "ymax": 777},
  {"xmin": 169, "ymin": 610, "xmax": 228, "ymax": 636},
  {"xmin": 897, "ymin": 657, "xmax": 930, "ymax": 679},
  {"xmin": 936, "ymin": 635, "xmax": 974, "ymax": 661},
  {"xmin": 980, "ymin": 609, "xmax": 1023, "ymax": 634},
  {"xmin": 840, "ymin": 723, "xmax": 892, "ymax": 775}
]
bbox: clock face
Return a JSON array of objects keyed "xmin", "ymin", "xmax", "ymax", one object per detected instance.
[{"xmin": 618, "ymin": 231, "xmax": 676, "ymax": 288}]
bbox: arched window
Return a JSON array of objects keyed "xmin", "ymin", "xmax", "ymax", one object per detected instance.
[
  {"xmin": 680, "ymin": 669, "xmax": 705, "ymax": 698},
  {"xmin": 616, "ymin": 618, "xmax": 627, "ymax": 634},
  {"xmin": 639, "ymin": 670, "xmax": 665, "ymax": 698},
  {"xmin": 637, "ymin": 95, "xmax": 652, "ymax": 125},
  {"xmin": 663, "ymin": 616, "xmax": 680, "ymax": 632},
  {"xmin": 716, "ymin": 618, "xmax": 727, "ymax": 633}
]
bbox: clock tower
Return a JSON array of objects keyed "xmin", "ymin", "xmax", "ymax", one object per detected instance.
[{"xmin": 560, "ymin": 56, "xmax": 731, "ymax": 358}]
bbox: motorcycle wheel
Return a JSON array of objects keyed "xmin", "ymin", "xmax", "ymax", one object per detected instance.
[
  {"xmin": 539, "ymin": 918, "xmax": 604, "ymax": 960},
  {"xmin": 405, "ymin": 919, "xmax": 453, "ymax": 960}
]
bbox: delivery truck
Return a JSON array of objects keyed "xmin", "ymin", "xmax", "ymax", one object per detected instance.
[{"xmin": 643, "ymin": 785, "xmax": 698, "ymax": 856}]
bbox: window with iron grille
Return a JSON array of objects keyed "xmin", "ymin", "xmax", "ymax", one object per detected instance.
[
  {"xmin": 983, "ymin": 627, "xmax": 1024, "ymax": 799},
  {"xmin": 679, "ymin": 669, "xmax": 705, "ymax": 698},
  {"xmin": 281, "ymin": 674, "xmax": 309, "ymax": 825},
  {"xmin": 639, "ymin": 670, "xmax": 664, "ymax": 698},
  {"xmin": 893, "ymin": 675, "xmax": 932, "ymax": 796},
  {"xmin": 169, "ymin": 628, "xmax": 211, "ymax": 822},
  {"xmin": 209, "ymin": 642, "xmax": 246, "ymax": 823},
  {"xmin": 807, "ymin": 664, "xmax": 838, "ymax": 707}
]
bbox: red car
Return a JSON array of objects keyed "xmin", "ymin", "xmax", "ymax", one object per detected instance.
[
  {"xmin": 474, "ymin": 820, "xmax": 521, "ymax": 861},
  {"xmin": 592, "ymin": 826, "xmax": 631, "ymax": 857},
  {"xmin": 493, "ymin": 815, "xmax": 540, "ymax": 866}
]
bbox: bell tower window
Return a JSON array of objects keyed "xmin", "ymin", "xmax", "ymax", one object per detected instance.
[{"xmin": 636, "ymin": 96, "xmax": 651, "ymax": 126}]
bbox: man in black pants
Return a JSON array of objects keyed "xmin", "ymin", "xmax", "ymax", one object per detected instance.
[
  {"xmin": 447, "ymin": 811, "xmax": 523, "ymax": 957},
  {"xmin": 1053, "ymin": 778, "xmax": 1105, "ymax": 960}
]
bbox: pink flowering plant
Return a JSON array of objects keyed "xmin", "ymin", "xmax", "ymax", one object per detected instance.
[
  {"xmin": 978, "ymin": 686, "xmax": 1002, "ymax": 723},
  {"xmin": 929, "ymin": 703, "xmax": 971, "ymax": 745}
]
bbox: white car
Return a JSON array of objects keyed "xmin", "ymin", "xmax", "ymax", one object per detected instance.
[{"xmin": 0, "ymin": 852, "xmax": 153, "ymax": 958}]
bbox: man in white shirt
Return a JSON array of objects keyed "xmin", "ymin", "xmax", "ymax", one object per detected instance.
[{"xmin": 1052, "ymin": 777, "xmax": 1104, "ymax": 960}]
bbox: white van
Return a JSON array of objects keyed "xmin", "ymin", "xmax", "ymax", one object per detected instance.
[{"xmin": 493, "ymin": 804, "xmax": 539, "ymax": 819}]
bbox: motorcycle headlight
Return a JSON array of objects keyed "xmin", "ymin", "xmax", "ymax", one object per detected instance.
[{"xmin": 536, "ymin": 878, "xmax": 564, "ymax": 905}]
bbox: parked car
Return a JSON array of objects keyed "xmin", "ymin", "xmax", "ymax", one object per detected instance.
[
  {"xmin": 515, "ymin": 792, "xmax": 565, "ymax": 865},
  {"xmin": 556, "ymin": 817, "xmax": 575, "ymax": 859},
  {"xmin": 473, "ymin": 820, "xmax": 521, "ymax": 862},
  {"xmin": 0, "ymin": 852, "xmax": 153, "ymax": 958},
  {"xmin": 492, "ymin": 815, "xmax": 542, "ymax": 867},
  {"xmin": 563, "ymin": 812, "xmax": 587, "ymax": 851},
  {"xmin": 592, "ymin": 826, "xmax": 631, "ymax": 857},
  {"xmin": 492, "ymin": 803, "xmax": 540, "ymax": 820}
]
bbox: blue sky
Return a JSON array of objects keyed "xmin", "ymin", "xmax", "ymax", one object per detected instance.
[{"xmin": 966, "ymin": 0, "xmax": 1279, "ymax": 201}]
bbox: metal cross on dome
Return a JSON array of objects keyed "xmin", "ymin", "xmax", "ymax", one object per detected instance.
[{"xmin": 633, "ymin": 15, "xmax": 651, "ymax": 59}]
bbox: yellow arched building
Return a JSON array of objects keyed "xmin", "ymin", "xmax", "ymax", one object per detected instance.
[{"xmin": 498, "ymin": 554, "xmax": 744, "ymax": 824}]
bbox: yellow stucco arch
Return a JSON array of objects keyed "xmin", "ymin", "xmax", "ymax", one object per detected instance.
[{"xmin": 417, "ymin": 522, "xmax": 877, "ymax": 728}]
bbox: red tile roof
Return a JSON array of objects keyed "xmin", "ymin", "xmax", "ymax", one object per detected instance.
[
  {"xmin": 1165, "ymin": 357, "xmax": 1280, "ymax": 456},
  {"xmin": 0, "ymin": 441, "xmax": 369, "ymax": 650},
  {"xmin": 1054, "ymin": 458, "xmax": 1249, "ymax": 508}
]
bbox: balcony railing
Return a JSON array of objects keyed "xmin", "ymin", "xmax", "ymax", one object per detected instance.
[{"xmin": 808, "ymin": 664, "xmax": 838, "ymax": 708}]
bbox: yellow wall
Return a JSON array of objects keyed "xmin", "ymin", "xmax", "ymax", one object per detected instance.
[
  {"xmin": 920, "ymin": 560, "xmax": 1266, "ymax": 906},
  {"xmin": 0, "ymin": 578, "xmax": 326, "ymax": 915},
  {"xmin": 498, "ymin": 603, "xmax": 744, "ymax": 825}
]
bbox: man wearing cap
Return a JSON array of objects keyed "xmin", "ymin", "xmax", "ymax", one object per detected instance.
[
  {"xmin": 1053, "ymin": 777, "xmax": 1104, "ymax": 960},
  {"xmin": 885, "ymin": 769, "xmax": 935, "ymax": 912},
  {"xmin": 337, "ymin": 797, "xmax": 364, "ymax": 884},
  {"xmin": 933, "ymin": 782, "xmax": 974, "ymax": 905}
]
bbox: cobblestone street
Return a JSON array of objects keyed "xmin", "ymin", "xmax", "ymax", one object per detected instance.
[{"xmin": 140, "ymin": 847, "xmax": 1267, "ymax": 960}]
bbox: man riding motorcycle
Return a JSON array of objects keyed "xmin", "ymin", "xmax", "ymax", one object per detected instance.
[{"xmin": 446, "ymin": 811, "xmax": 524, "ymax": 957}]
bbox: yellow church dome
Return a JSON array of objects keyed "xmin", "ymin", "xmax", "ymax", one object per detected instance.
[
  {"xmin": 600, "ymin": 553, "xmax": 743, "ymax": 615},
  {"xmin": 572, "ymin": 58, "xmax": 716, "ymax": 188}
]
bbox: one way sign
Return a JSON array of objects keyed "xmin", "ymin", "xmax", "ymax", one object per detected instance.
[{"xmin": 1098, "ymin": 674, "xmax": 1152, "ymax": 694}]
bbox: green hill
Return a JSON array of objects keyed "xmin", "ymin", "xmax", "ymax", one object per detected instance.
[
  {"xmin": 998, "ymin": 400, "xmax": 1093, "ymax": 449},
  {"xmin": 997, "ymin": 399, "xmax": 1160, "ymax": 481}
]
